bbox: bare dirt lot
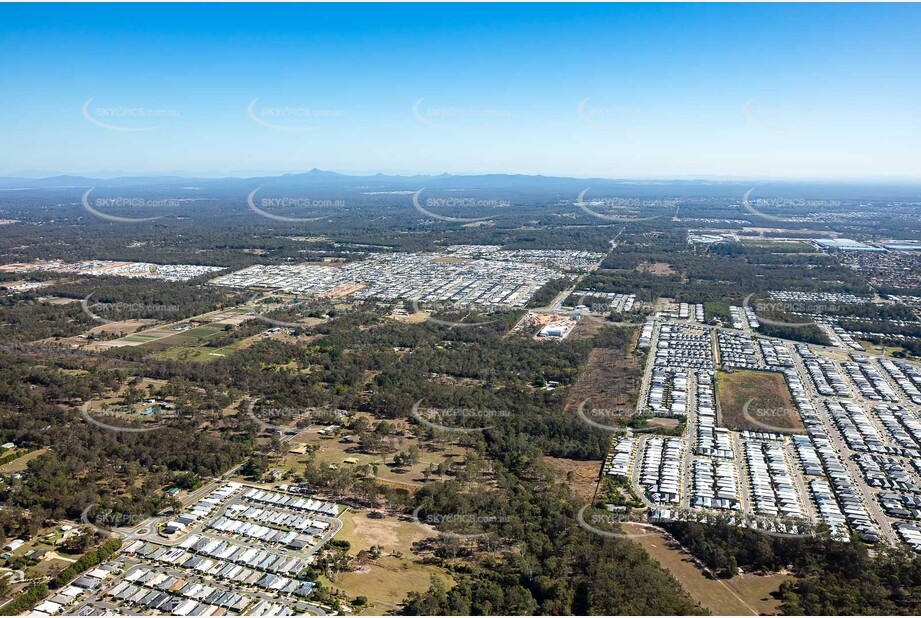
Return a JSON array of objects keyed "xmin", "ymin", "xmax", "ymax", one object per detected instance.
[
  {"xmin": 326, "ymin": 510, "xmax": 453, "ymax": 613},
  {"xmin": 566, "ymin": 346, "xmax": 644, "ymax": 422},
  {"xmin": 543, "ymin": 456, "xmax": 600, "ymax": 502},
  {"xmin": 637, "ymin": 262, "xmax": 676, "ymax": 276},
  {"xmin": 716, "ymin": 370, "xmax": 802, "ymax": 432}
]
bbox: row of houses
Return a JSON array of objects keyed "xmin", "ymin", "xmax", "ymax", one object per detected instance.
[
  {"xmin": 729, "ymin": 305, "xmax": 749, "ymax": 330},
  {"xmin": 242, "ymin": 488, "xmax": 339, "ymax": 517},
  {"xmin": 638, "ymin": 317, "xmax": 655, "ymax": 349},
  {"xmin": 896, "ymin": 521, "xmax": 921, "ymax": 551},
  {"xmin": 691, "ymin": 458, "xmax": 740, "ymax": 511},
  {"xmin": 32, "ymin": 567, "xmax": 115, "ymax": 615},
  {"xmin": 759, "ymin": 338, "xmax": 793, "ymax": 367},
  {"xmin": 743, "ymin": 441, "xmax": 804, "ymax": 518},
  {"xmin": 226, "ymin": 503, "xmax": 330, "ymax": 534},
  {"xmin": 693, "ymin": 371, "xmax": 732, "ymax": 459},
  {"xmin": 807, "ymin": 478, "xmax": 849, "ymax": 539},
  {"xmin": 604, "ymin": 437, "xmax": 635, "ymax": 477},
  {"xmin": 878, "ymin": 492, "xmax": 921, "ymax": 521},
  {"xmin": 872, "ymin": 406, "xmax": 921, "ymax": 451},
  {"xmin": 843, "ymin": 357, "xmax": 899, "ymax": 402},
  {"xmin": 164, "ymin": 482, "xmax": 243, "ymax": 535},
  {"xmin": 797, "ymin": 406, "xmax": 881, "ymax": 542},
  {"xmin": 802, "ymin": 354, "xmax": 851, "ymax": 398},
  {"xmin": 653, "ymin": 324, "xmax": 714, "ymax": 370},
  {"xmin": 827, "ymin": 400, "xmax": 884, "ymax": 453},
  {"xmin": 107, "ymin": 566, "xmax": 253, "ymax": 615},
  {"xmin": 639, "ymin": 437, "xmax": 684, "ymax": 504},
  {"xmin": 209, "ymin": 517, "xmax": 317, "ymax": 548},
  {"xmin": 853, "ymin": 453, "xmax": 917, "ymax": 492},
  {"xmin": 741, "ymin": 430, "xmax": 786, "ymax": 443},
  {"xmin": 647, "ymin": 368, "xmax": 687, "ymax": 417},
  {"xmin": 718, "ymin": 330, "xmax": 761, "ymax": 369},
  {"xmin": 744, "ymin": 306, "xmax": 760, "ymax": 329},
  {"xmin": 880, "ymin": 359, "xmax": 921, "ymax": 404}
]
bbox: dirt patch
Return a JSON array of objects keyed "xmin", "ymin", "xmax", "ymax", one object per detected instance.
[
  {"xmin": 321, "ymin": 282, "xmax": 367, "ymax": 299},
  {"xmin": 637, "ymin": 262, "xmax": 676, "ymax": 276},
  {"xmin": 543, "ymin": 456, "xmax": 600, "ymax": 502},
  {"xmin": 327, "ymin": 510, "xmax": 453, "ymax": 611},
  {"xmin": 329, "ymin": 556, "xmax": 450, "ymax": 610},
  {"xmin": 566, "ymin": 346, "xmax": 643, "ymax": 421},
  {"xmin": 716, "ymin": 370, "xmax": 802, "ymax": 432},
  {"xmin": 724, "ymin": 571, "xmax": 791, "ymax": 616},
  {"xmin": 339, "ymin": 510, "xmax": 431, "ymax": 554}
]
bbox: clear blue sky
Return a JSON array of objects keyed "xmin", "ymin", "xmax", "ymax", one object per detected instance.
[{"xmin": 1, "ymin": 3, "xmax": 919, "ymax": 180}]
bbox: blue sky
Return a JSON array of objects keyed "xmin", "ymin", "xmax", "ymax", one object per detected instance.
[{"xmin": 1, "ymin": 3, "xmax": 919, "ymax": 180}]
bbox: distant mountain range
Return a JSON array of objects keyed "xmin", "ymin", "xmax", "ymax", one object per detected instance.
[{"xmin": 1, "ymin": 169, "xmax": 919, "ymax": 199}]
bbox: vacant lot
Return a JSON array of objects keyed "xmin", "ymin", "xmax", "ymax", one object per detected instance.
[
  {"xmin": 716, "ymin": 370, "xmax": 802, "ymax": 432},
  {"xmin": 324, "ymin": 510, "xmax": 452, "ymax": 613},
  {"xmin": 0, "ymin": 448, "xmax": 48, "ymax": 473},
  {"xmin": 740, "ymin": 239, "xmax": 817, "ymax": 253},
  {"xmin": 543, "ymin": 456, "xmax": 601, "ymax": 502},
  {"xmin": 637, "ymin": 262, "xmax": 676, "ymax": 276},
  {"xmin": 280, "ymin": 417, "xmax": 468, "ymax": 491},
  {"xmin": 623, "ymin": 523, "xmax": 789, "ymax": 615},
  {"xmin": 566, "ymin": 345, "xmax": 644, "ymax": 423}
]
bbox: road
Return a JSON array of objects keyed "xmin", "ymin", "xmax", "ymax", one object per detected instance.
[
  {"xmin": 75, "ymin": 428, "xmax": 342, "ymax": 616},
  {"xmin": 615, "ymin": 311, "xmax": 916, "ymax": 545},
  {"xmin": 784, "ymin": 339, "xmax": 899, "ymax": 544}
]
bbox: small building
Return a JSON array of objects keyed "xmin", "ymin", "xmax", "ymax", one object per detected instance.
[{"xmin": 3, "ymin": 539, "xmax": 24, "ymax": 551}]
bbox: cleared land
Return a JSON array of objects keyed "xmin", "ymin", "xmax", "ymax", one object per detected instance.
[
  {"xmin": 637, "ymin": 262, "xmax": 676, "ymax": 276},
  {"xmin": 88, "ymin": 305, "xmax": 255, "ymax": 350},
  {"xmin": 323, "ymin": 510, "xmax": 452, "ymax": 613},
  {"xmin": 566, "ymin": 345, "xmax": 644, "ymax": 423},
  {"xmin": 623, "ymin": 524, "xmax": 789, "ymax": 616},
  {"xmin": 279, "ymin": 417, "xmax": 468, "ymax": 491},
  {"xmin": 716, "ymin": 370, "xmax": 802, "ymax": 432},
  {"xmin": 0, "ymin": 448, "xmax": 48, "ymax": 473},
  {"xmin": 543, "ymin": 456, "xmax": 601, "ymax": 502}
]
